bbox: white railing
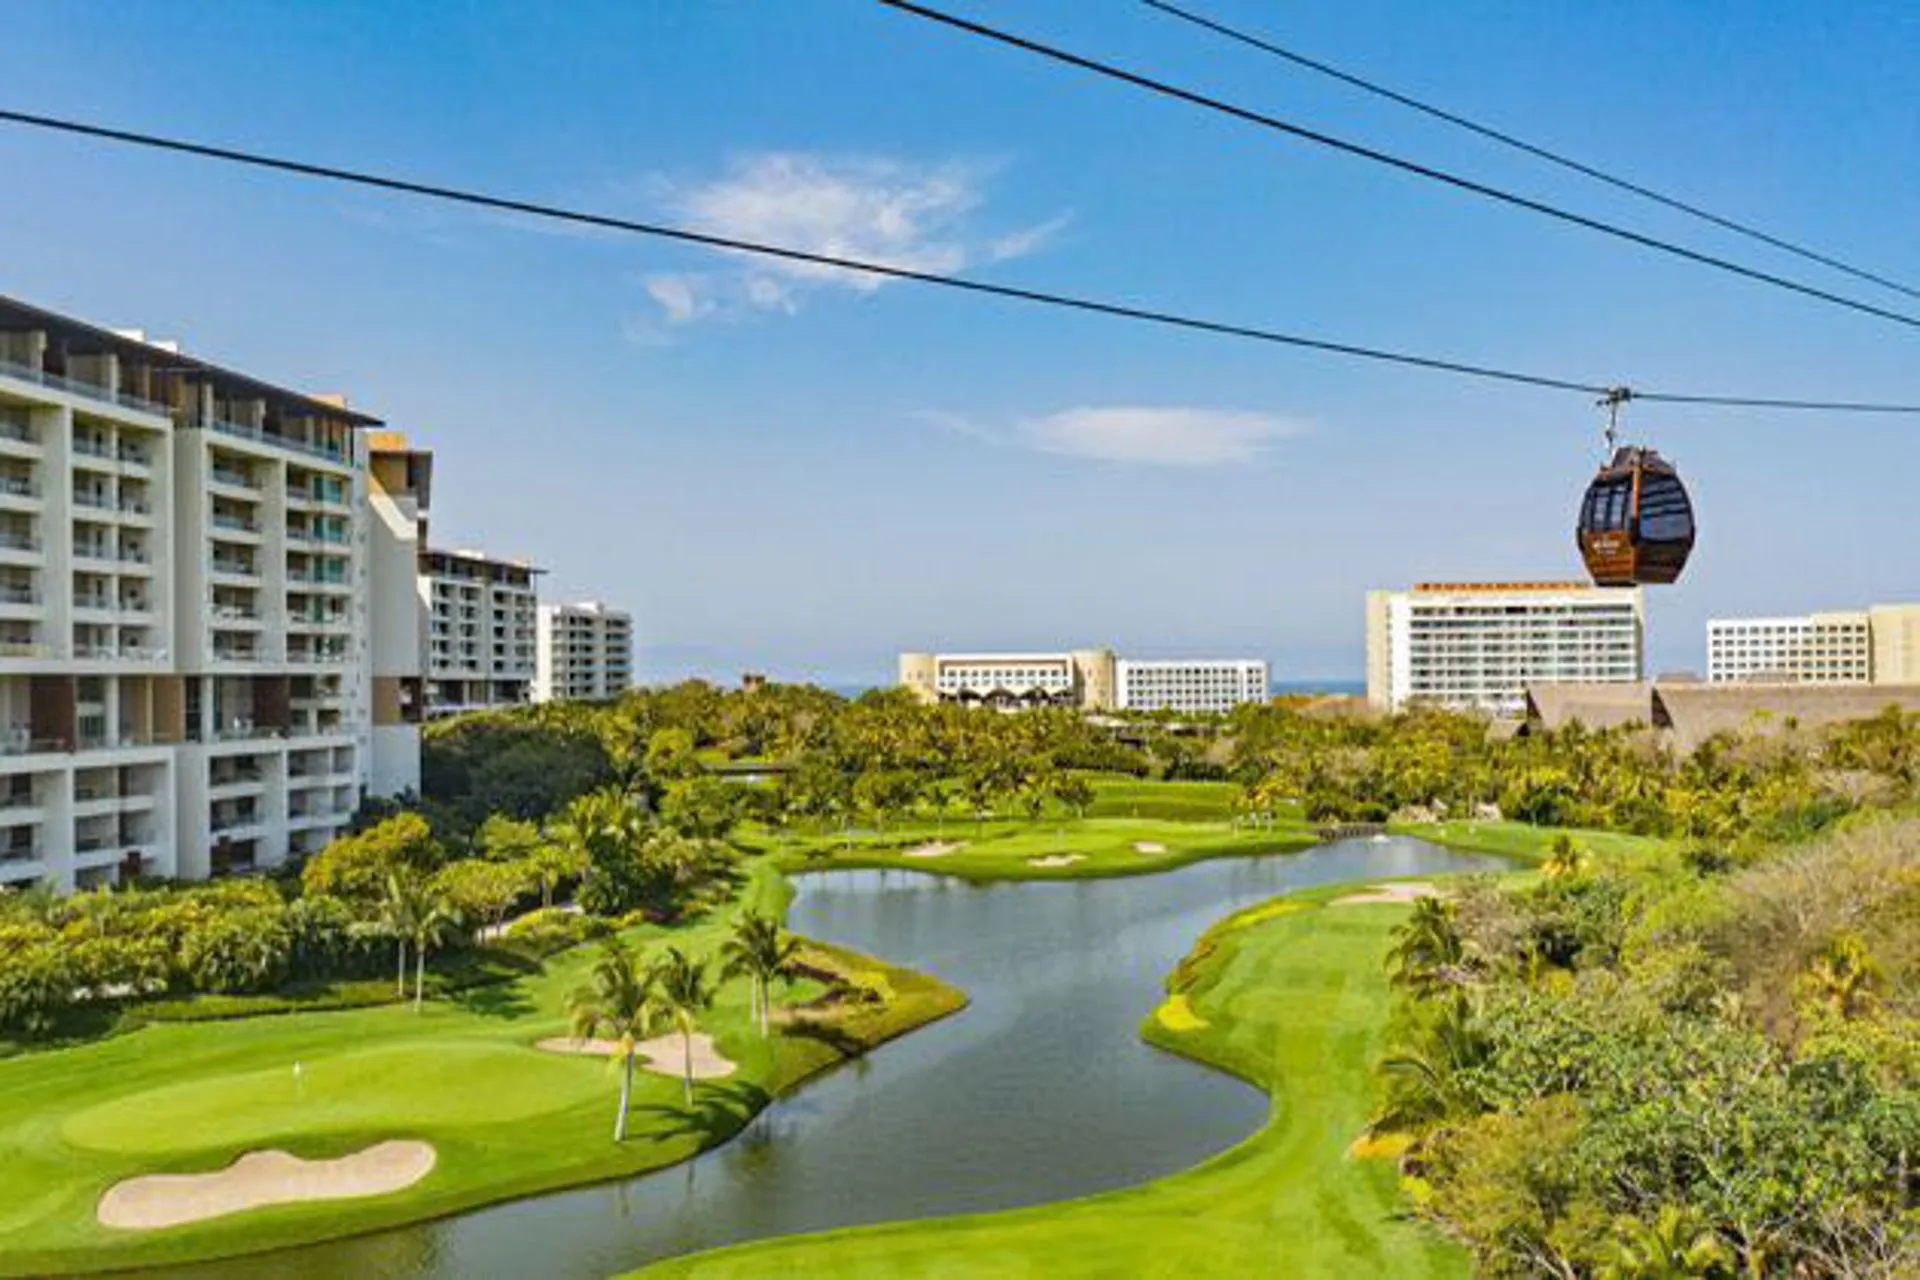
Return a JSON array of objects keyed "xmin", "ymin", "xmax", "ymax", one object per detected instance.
[{"xmin": 0, "ymin": 355, "xmax": 172, "ymax": 417}]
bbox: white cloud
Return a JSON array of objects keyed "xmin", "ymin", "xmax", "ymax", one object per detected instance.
[
  {"xmin": 642, "ymin": 153, "xmax": 1062, "ymax": 324},
  {"xmin": 1023, "ymin": 406, "xmax": 1305, "ymax": 467},
  {"xmin": 643, "ymin": 273, "xmax": 713, "ymax": 325}
]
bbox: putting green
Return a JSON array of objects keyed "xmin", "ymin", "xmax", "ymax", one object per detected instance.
[{"xmin": 62, "ymin": 1039, "xmax": 605, "ymax": 1154}]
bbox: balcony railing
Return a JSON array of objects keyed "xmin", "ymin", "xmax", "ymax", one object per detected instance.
[
  {"xmin": 0, "ymin": 585, "xmax": 38, "ymax": 605},
  {"xmin": 0, "ymin": 420, "xmax": 36, "ymax": 446},
  {"xmin": 0, "ymin": 477, "xmax": 38, "ymax": 498},
  {"xmin": 210, "ymin": 466, "xmax": 254, "ymax": 488},
  {"xmin": 0, "ymin": 531, "xmax": 39, "ymax": 552},
  {"xmin": 117, "ymin": 445, "xmax": 150, "ymax": 466},
  {"xmin": 0, "ymin": 356, "xmax": 171, "ymax": 417},
  {"xmin": 212, "ymin": 513, "xmax": 259, "ymax": 533},
  {"xmin": 204, "ymin": 417, "xmax": 349, "ymax": 464},
  {"xmin": 72, "ymin": 436, "xmax": 113, "ymax": 459}
]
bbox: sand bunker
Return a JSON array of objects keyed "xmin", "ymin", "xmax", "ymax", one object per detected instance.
[
  {"xmin": 536, "ymin": 1031, "xmax": 737, "ymax": 1080},
  {"xmin": 1334, "ymin": 881, "xmax": 1441, "ymax": 906},
  {"xmin": 98, "ymin": 1140, "xmax": 435, "ymax": 1230},
  {"xmin": 1027, "ymin": 854, "xmax": 1084, "ymax": 868},
  {"xmin": 902, "ymin": 841, "xmax": 965, "ymax": 859},
  {"xmin": 1133, "ymin": 841, "xmax": 1167, "ymax": 854}
]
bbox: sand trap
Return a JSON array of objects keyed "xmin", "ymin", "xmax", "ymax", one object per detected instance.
[
  {"xmin": 98, "ymin": 1140, "xmax": 435, "ymax": 1230},
  {"xmin": 536, "ymin": 1031, "xmax": 737, "ymax": 1080},
  {"xmin": 1334, "ymin": 881, "xmax": 1441, "ymax": 906},
  {"xmin": 902, "ymin": 841, "xmax": 965, "ymax": 859},
  {"xmin": 1133, "ymin": 841, "xmax": 1167, "ymax": 854},
  {"xmin": 1027, "ymin": 854, "xmax": 1084, "ymax": 868}
]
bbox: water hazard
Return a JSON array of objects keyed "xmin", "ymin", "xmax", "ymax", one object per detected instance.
[{"xmin": 171, "ymin": 837, "xmax": 1505, "ymax": 1278}]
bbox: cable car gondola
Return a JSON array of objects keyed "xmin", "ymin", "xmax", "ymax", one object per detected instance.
[{"xmin": 1575, "ymin": 390, "xmax": 1695, "ymax": 587}]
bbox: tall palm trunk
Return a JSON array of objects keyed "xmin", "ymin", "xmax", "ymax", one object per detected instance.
[
  {"xmin": 756, "ymin": 975, "xmax": 768, "ymax": 1036},
  {"xmin": 396, "ymin": 939, "xmax": 408, "ymax": 998},
  {"xmin": 680, "ymin": 1021, "xmax": 695, "ymax": 1107},
  {"xmin": 413, "ymin": 943, "xmax": 427, "ymax": 1013},
  {"xmin": 615, "ymin": 1048, "xmax": 634, "ymax": 1141}
]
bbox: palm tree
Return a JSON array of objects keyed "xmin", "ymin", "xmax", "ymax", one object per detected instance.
[
  {"xmin": 646, "ymin": 946, "xmax": 717, "ymax": 1107},
  {"xmin": 377, "ymin": 872, "xmax": 423, "ymax": 998},
  {"xmin": 1600, "ymin": 1205, "xmax": 1733, "ymax": 1279},
  {"xmin": 407, "ymin": 890, "xmax": 462, "ymax": 1014},
  {"xmin": 721, "ymin": 911, "xmax": 802, "ymax": 1036},
  {"xmin": 567, "ymin": 942, "xmax": 652, "ymax": 1142},
  {"xmin": 1386, "ymin": 895, "xmax": 1465, "ymax": 994},
  {"xmin": 1542, "ymin": 833, "xmax": 1589, "ymax": 879}
]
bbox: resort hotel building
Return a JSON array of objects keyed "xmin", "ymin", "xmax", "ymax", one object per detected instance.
[
  {"xmin": 1365, "ymin": 581, "xmax": 1646, "ymax": 717},
  {"xmin": 1706, "ymin": 605, "xmax": 1920, "ymax": 685},
  {"xmin": 0, "ymin": 293, "xmax": 418, "ymax": 890},
  {"xmin": 534, "ymin": 601, "xmax": 633, "ymax": 703},
  {"xmin": 419, "ymin": 547, "xmax": 539, "ymax": 717},
  {"xmin": 898, "ymin": 649, "xmax": 1269, "ymax": 714}
]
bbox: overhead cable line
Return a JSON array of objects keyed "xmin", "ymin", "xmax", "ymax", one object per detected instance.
[
  {"xmin": 0, "ymin": 107, "xmax": 1916, "ymax": 416},
  {"xmin": 1141, "ymin": 0, "xmax": 1920, "ymax": 304},
  {"xmin": 874, "ymin": 0, "xmax": 1920, "ymax": 334}
]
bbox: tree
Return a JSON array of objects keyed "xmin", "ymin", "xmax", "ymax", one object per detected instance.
[
  {"xmin": 378, "ymin": 873, "xmax": 461, "ymax": 1010},
  {"xmin": 432, "ymin": 859, "xmax": 525, "ymax": 935},
  {"xmin": 525, "ymin": 837, "xmax": 587, "ymax": 908},
  {"xmin": 645, "ymin": 945, "xmax": 717, "ymax": 1107},
  {"xmin": 1542, "ymin": 834, "xmax": 1590, "ymax": 880},
  {"xmin": 303, "ymin": 812, "xmax": 443, "ymax": 903},
  {"xmin": 1599, "ymin": 1205, "xmax": 1734, "ymax": 1280},
  {"xmin": 558, "ymin": 788, "xmax": 651, "ymax": 916},
  {"xmin": 643, "ymin": 727, "xmax": 702, "ymax": 783},
  {"xmin": 473, "ymin": 814, "xmax": 542, "ymax": 863},
  {"xmin": 721, "ymin": 911, "xmax": 801, "ymax": 1036},
  {"xmin": 659, "ymin": 776, "xmax": 744, "ymax": 841},
  {"xmin": 566, "ymin": 941, "xmax": 653, "ymax": 1141},
  {"xmin": 1387, "ymin": 895, "xmax": 1466, "ymax": 994}
]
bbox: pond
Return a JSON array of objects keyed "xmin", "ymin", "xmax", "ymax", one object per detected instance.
[{"xmin": 171, "ymin": 837, "xmax": 1506, "ymax": 1279}]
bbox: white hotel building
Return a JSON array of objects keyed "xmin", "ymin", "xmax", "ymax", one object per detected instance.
[
  {"xmin": 1366, "ymin": 582, "xmax": 1646, "ymax": 717},
  {"xmin": 535, "ymin": 601, "xmax": 633, "ymax": 703},
  {"xmin": 420, "ymin": 547, "xmax": 539, "ymax": 717},
  {"xmin": 1706, "ymin": 604, "xmax": 1920, "ymax": 686},
  {"xmin": 0, "ymin": 294, "xmax": 417, "ymax": 890},
  {"xmin": 899, "ymin": 649, "xmax": 1269, "ymax": 714},
  {"xmin": 1116, "ymin": 659, "xmax": 1268, "ymax": 714}
]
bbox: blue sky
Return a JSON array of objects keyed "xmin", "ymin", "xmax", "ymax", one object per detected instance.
[{"xmin": 2, "ymin": 1, "xmax": 1916, "ymax": 683}]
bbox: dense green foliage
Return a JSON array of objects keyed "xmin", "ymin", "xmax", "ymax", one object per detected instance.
[{"xmin": 1376, "ymin": 817, "xmax": 1920, "ymax": 1278}]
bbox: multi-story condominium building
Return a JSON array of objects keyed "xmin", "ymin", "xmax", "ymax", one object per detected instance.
[
  {"xmin": 367, "ymin": 432, "xmax": 433, "ymax": 795},
  {"xmin": 420, "ymin": 548, "xmax": 538, "ymax": 717},
  {"xmin": 1365, "ymin": 581, "xmax": 1646, "ymax": 717},
  {"xmin": 1115, "ymin": 659, "xmax": 1268, "ymax": 714},
  {"xmin": 901, "ymin": 650, "xmax": 1120, "ymax": 710},
  {"xmin": 899, "ymin": 649, "xmax": 1269, "ymax": 713},
  {"xmin": 0, "ymin": 293, "xmax": 412, "ymax": 889},
  {"xmin": 1707, "ymin": 604, "xmax": 1920, "ymax": 685},
  {"xmin": 534, "ymin": 601, "xmax": 633, "ymax": 703}
]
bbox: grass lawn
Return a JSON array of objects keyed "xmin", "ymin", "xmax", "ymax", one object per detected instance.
[
  {"xmin": 758, "ymin": 815, "xmax": 1320, "ymax": 881},
  {"xmin": 0, "ymin": 861, "xmax": 964, "ymax": 1277},
  {"xmin": 639, "ymin": 882, "xmax": 1464, "ymax": 1279},
  {"xmin": 1391, "ymin": 818, "xmax": 1674, "ymax": 867}
]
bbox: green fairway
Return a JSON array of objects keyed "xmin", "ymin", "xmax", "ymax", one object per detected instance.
[
  {"xmin": 0, "ymin": 863, "xmax": 963, "ymax": 1277},
  {"xmin": 1391, "ymin": 817, "xmax": 1674, "ymax": 867},
  {"xmin": 639, "ymin": 883, "xmax": 1466, "ymax": 1279}
]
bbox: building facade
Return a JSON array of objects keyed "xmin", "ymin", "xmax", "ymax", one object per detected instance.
[
  {"xmin": 534, "ymin": 601, "xmax": 633, "ymax": 703},
  {"xmin": 899, "ymin": 649, "xmax": 1268, "ymax": 713},
  {"xmin": 1707, "ymin": 605, "xmax": 1920, "ymax": 685},
  {"xmin": 366, "ymin": 432, "xmax": 432, "ymax": 796},
  {"xmin": 0, "ymin": 294, "xmax": 415, "ymax": 890},
  {"xmin": 420, "ymin": 548, "xmax": 539, "ymax": 717},
  {"xmin": 1115, "ymin": 659, "xmax": 1268, "ymax": 714},
  {"xmin": 1366, "ymin": 582, "xmax": 1646, "ymax": 717}
]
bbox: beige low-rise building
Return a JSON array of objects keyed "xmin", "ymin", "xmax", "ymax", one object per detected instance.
[
  {"xmin": 1525, "ymin": 680, "xmax": 1920, "ymax": 751},
  {"xmin": 1706, "ymin": 605, "xmax": 1920, "ymax": 685}
]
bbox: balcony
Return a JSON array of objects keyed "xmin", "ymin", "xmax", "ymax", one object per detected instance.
[
  {"xmin": 0, "ymin": 355, "xmax": 171, "ymax": 419},
  {"xmin": 0, "ymin": 419, "xmax": 41, "ymax": 457},
  {"xmin": 0, "ymin": 475, "xmax": 40, "ymax": 510},
  {"xmin": 211, "ymin": 512, "xmax": 261, "ymax": 537},
  {"xmin": 209, "ymin": 464, "xmax": 256, "ymax": 492},
  {"xmin": 205, "ymin": 417, "xmax": 350, "ymax": 467},
  {"xmin": 117, "ymin": 443, "xmax": 152, "ymax": 472}
]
